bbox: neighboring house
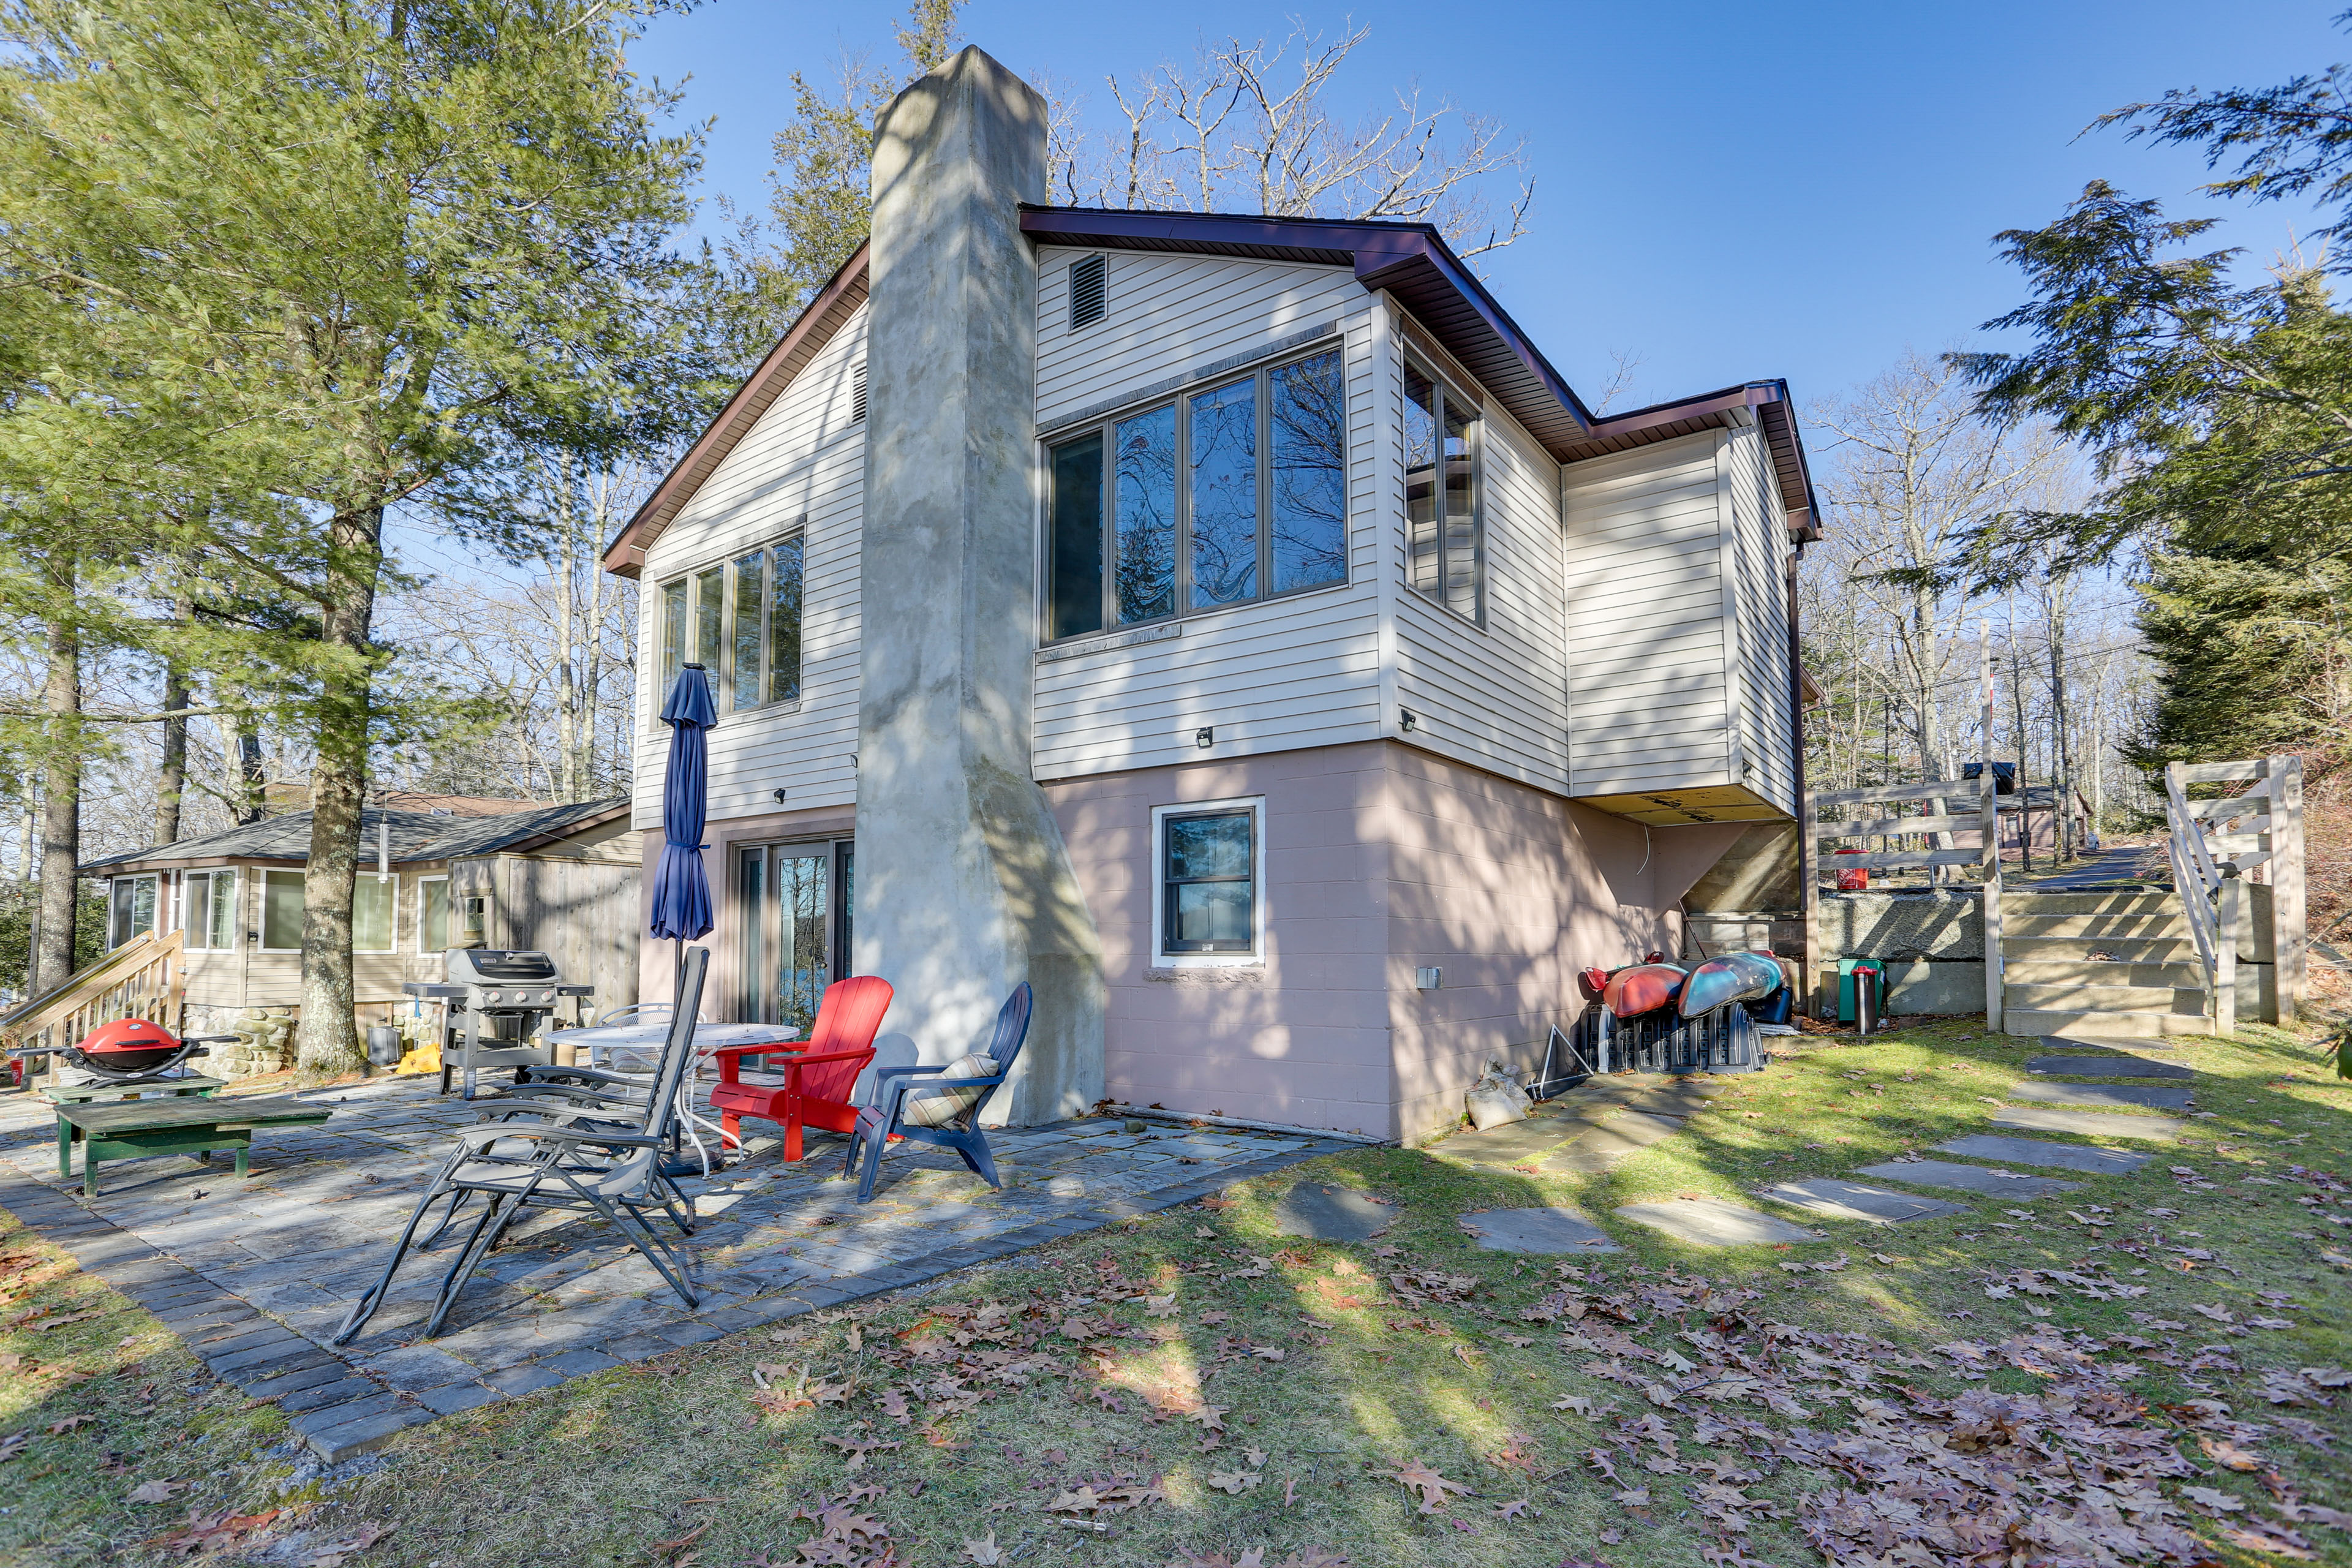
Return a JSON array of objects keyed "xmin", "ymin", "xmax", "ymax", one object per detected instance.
[
  {"xmin": 81, "ymin": 799, "xmax": 642, "ymax": 1033},
  {"xmin": 599, "ymin": 47, "xmax": 1821, "ymax": 1143}
]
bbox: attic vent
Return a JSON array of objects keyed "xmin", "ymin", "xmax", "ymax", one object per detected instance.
[
  {"xmin": 851, "ymin": 361, "xmax": 867, "ymax": 423},
  {"xmin": 1068, "ymin": 255, "xmax": 1106, "ymax": 330}
]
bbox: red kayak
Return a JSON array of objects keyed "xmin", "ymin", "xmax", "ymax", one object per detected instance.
[{"xmin": 1602, "ymin": 963, "xmax": 1686, "ymax": 1018}]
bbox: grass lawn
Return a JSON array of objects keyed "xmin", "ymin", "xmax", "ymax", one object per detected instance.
[{"xmin": 3, "ymin": 1016, "xmax": 2349, "ymax": 1568}]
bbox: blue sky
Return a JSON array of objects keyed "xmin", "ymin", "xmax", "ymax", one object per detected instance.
[{"xmin": 627, "ymin": 0, "xmax": 2343, "ymax": 413}]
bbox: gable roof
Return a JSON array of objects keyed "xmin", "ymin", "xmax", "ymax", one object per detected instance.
[
  {"xmin": 1019, "ymin": 207, "xmax": 1595, "ymax": 457},
  {"xmin": 1558, "ymin": 380, "xmax": 1824, "ymax": 541},
  {"xmin": 603, "ymin": 247, "xmax": 871, "ymax": 578},
  {"xmin": 602, "ymin": 206, "xmax": 1825, "ymax": 574},
  {"xmin": 82, "ymin": 799, "xmax": 631, "ymax": 878}
]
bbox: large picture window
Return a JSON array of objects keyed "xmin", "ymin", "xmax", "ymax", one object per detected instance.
[
  {"xmin": 1047, "ymin": 346, "xmax": 1346, "ymax": 641},
  {"xmin": 1152, "ymin": 799, "xmax": 1264, "ymax": 962},
  {"xmin": 183, "ymin": 870, "xmax": 237, "ymax": 951},
  {"xmin": 657, "ymin": 535, "xmax": 804, "ymax": 714},
  {"xmin": 1404, "ymin": 356, "xmax": 1483, "ymax": 624}
]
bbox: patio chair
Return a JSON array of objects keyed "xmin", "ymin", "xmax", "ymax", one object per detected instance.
[
  {"xmin": 843, "ymin": 982, "xmax": 1030, "ymax": 1204},
  {"xmin": 707, "ymin": 975, "xmax": 893, "ymax": 1162},
  {"xmin": 331, "ymin": 948, "xmax": 713, "ymax": 1345}
]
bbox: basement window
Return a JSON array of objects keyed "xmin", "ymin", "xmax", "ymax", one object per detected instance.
[{"xmin": 1153, "ymin": 798, "xmax": 1264, "ymax": 963}]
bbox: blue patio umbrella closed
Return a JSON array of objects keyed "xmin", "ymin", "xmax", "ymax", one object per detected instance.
[{"xmin": 650, "ymin": 665, "xmax": 718, "ymax": 982}]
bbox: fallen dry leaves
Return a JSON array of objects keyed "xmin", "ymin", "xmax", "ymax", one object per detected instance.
[{"xmin": 1381, "ymin": 1458, "xmax": 1471, "ymax": 1515}]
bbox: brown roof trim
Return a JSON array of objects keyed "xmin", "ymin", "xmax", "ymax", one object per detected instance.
[
  {"xmin": 468, "ymin": 799, "xmax": 634, "ymax": 858},
  {"xmin": 601, "ymin": 246, "xmax": 872, "ymax": 578},
  {"xmin": 1561, "ymin": 380, "xmax": 1823, "ymax": 541}
]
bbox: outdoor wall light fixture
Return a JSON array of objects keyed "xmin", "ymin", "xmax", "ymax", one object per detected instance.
[
  {"xmin": 1400, "ymin": 709, "xmax": 1419, "ymax": 733},
  {"xmin": 1195, "ymin": 726, "xmax": 1215, "ymax": 748},
  {"xmin": 772, "ymin": 788, "xmax": 788, "ymax": 804}
]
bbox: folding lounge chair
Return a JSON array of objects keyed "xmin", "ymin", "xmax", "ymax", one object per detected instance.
[
  {"xmin": 844, "ymin": 982, "xmax": 1030, "ymax": 1204},
  {"xmin": 707, "ymin": 975, "xmax": 893, "ymax": 1161},
  {"xmin": 331, "ymin": 948, "xmax": 714, "ymax": 1345}
]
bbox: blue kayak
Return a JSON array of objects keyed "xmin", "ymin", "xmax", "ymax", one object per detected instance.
[{"xmin": 1678, "ymin": 951, "xmax": 1784, "ymax": 1018}]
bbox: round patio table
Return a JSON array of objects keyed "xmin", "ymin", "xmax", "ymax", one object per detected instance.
[{"xmin": 547, "ymin": 1019, "xmax": 804, "ymax": 1171}]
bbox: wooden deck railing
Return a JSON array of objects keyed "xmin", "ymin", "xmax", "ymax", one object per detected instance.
[
  {"xmin": 0, "ymin": 929, "xmax": 186, "ymax": 1077},
  {"xmin": 1802, "ymin": 771, "xmax": 2004, "ymax": 1030},
  {"xmin": 2162, "ymin": 755, "xmax": 2305, "ymax": 1032}
]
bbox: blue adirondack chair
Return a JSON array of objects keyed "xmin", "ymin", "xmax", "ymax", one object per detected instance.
[{"xmin": 845, "ymin": 982, "xmax": 1031, "ymax": 1203}]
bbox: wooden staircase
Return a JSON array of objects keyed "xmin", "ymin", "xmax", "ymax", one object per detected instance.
[
  {"xmin": 0, "ymin": 929, "xmax": 186, "ymax": 1084},
  {"xmin": 1999, "ymin": 889, "xmax": 2212, "ymax": 1038}
]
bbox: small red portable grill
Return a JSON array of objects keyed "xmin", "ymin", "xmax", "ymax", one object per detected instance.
[{"xmin": 13, "ymin": 1019, "xmax": 236, "ymax": 1086}]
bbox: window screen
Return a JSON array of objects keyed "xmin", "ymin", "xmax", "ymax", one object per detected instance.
[
  {"xmin": 262, "ymin": 870, "xmax": 304, "ymax": 951},
  {"xmin": 419, "ymin": 878, "xmax": 450, "ymax": 953},
  {"xmin": 353, "ymin": 876, "xmax": 394, "ymax": 952},
  {"xmin": 1403, "ymin": 356, "xmax": 1482, "ymax": 623}
]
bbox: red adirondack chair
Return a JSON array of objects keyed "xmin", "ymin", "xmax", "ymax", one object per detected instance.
[{"xmin": 708, "ymin": 976, "xmax": 894, "ymax": 1162}]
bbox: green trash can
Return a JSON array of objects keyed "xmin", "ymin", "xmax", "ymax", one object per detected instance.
[{"xmin": 1836, "ymin": 957, "xmax": 1887, "ymax": 1025}]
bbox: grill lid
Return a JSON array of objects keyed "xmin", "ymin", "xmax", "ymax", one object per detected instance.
[{"xmin": 443, "ymin": 949, "xmax": 561, "ymax": 984}]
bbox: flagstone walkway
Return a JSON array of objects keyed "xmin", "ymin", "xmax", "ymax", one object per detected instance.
[
  {"xmin": 0, "ymin": 1076, "xmax": 1352, "ymax": 1461},
  {"xmin": 1428, "ymin": 1032, "xmax": 2199, "ymax": 1251}
]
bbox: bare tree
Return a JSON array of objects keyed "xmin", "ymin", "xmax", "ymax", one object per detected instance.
[
  {"xmin": 1811, "ymin": 352, "xmax": 2070, "ymax": 792},
  {"xmin": 1055, "ymin": 22, "xmax": 1533, "ymax": 257}
]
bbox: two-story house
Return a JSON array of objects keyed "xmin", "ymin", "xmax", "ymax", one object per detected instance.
[{"xmin": 602, "ymin": 45, "xmax": 1819, "ymax": 1144}]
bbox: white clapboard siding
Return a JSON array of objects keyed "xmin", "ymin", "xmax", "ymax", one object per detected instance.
[
  {"xmin": 633, "ymin": 309, "xmax": 869, "ymax": 831},
  {"xmin": 1036, "ymin": 247, "xmax": 1368, "ymax": 430},
  {"xmin": 1031, "ymin": 262, "xmax": 1387, "ymax": 779},
  {"xmin": 1561, "ymin": 431, "xmax": 1734, "ymax": 796},
  {"xmin": 1724, "ymin": 420, "xmax": 1797, "ymax": 812},
  {"xmin": 1384, "ymin": 306, "xmax": 1572, "ymax": 793}
]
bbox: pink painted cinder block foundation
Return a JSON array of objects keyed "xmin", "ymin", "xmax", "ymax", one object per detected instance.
[
  {"xmin": 641, "ymin": 740, "xmax": 1744, "ymax": 1147},
  {"xmin": 1044, "ymin": 739, "xmax": 1744, "ymax": 1145}
]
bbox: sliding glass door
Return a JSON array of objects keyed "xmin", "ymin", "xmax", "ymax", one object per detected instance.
[{"xmin": 739, "ymin": 839, "xmax": 855, "ymax": 1030}]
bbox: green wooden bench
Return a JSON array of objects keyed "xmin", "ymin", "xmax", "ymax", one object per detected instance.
[{"xmin": 55, "ymin": 1096, "xmax": 333, "ymax": 1197}]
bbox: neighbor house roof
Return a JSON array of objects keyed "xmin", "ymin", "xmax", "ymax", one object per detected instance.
[
  {"xmin": 603, "ymin": 206, "xmax": 1824, "ymax": 575},
  {"xmin": 82, "ymin": 799, "xmax": 630, "ymax": 878}
]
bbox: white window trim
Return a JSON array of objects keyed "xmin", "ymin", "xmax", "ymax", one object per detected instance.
[
  {"xmin": 415, "ymin": 874, "xmax": 450, "ymax": 954},
  {"xmin": 1149, "ymin": 796, "xmax": 1267, "ymax": 969},
  {"xmin": 259, "ymin": 869, "xmax": 306, "ymax": 953},
  {"xmin": 183, "ymin": 869, "xmax": 236, "ymax": 952},
  {"xmin": 108, "ymin": 873, "xmax": 160, "ymax": 949}
]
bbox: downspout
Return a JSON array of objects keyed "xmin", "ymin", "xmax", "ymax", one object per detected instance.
[{"xmin": 1786, "ymin": 538, "xmax": 1808, "ymax": 999}]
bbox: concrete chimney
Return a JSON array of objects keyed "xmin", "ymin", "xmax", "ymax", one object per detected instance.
[{"xmin": 854, "ymin": 45, "xmax": 1106, "ymax": 1124}]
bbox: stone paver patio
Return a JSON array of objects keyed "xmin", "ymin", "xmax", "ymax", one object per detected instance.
[{"xmin": 0, "ymin": 1076, "xmax": 1351, "ymax": 1460}]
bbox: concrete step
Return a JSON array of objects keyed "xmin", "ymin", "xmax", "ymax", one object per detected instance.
[
  {"xmin": 2000, "ymin": 957, "xmax": 2206, "ymax": 987},
  {"xmin": 2005, "ymin": 913, "xmax": 2191, "ymax": 939},
  {"xmin": 2003, "ymin": 982, "xmax": 2206, "ymax": 1013},
  {"xmin": 2003, "ymin": 1006, "xmax": 2212, "ymax": 1039},
  {"xmin": 2001, "ymin": 935, "xmax": 2198, "ymax": 962},
  {"xmin": 2004, "ymin": 891, "xmax": 2180, "ymax": 918}
]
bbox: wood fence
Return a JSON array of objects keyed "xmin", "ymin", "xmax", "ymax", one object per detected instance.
[
  {"xmin": 2163, "ymin": 755, "xmax": 2305, "ymax": 1032},
  {"xmin": 1801, "ymin": 771, "xmax": 2003, "ymax": 1030}
]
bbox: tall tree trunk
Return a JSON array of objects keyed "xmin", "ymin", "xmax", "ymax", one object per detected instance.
[
  {"xmin": 2008, "ymin": 606, "xmax": 2032, "ymax": 874},
  {"xmin": 155, "ymin": 592, "xmax": 191, "ymax": 845},
  {"xmin": 294, "ymin": 505, "xmax": 381, "ymax": 1077},
  {"xmin": 34, "ymin": 564, "xmax": 81, "ymax": 994},
  {"xmin": 555, "ymin": 491, "xmax": 579, "ymax": 802}
]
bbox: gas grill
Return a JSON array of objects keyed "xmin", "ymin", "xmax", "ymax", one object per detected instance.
[{"xmin": 404, "ymin": 949, "xmax": 594, "ymax": 1100}]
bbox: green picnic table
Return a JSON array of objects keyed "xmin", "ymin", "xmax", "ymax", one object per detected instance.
[{"xmin": 53, "ymin": 1095, "xmax": 333, "ymax": 1197}]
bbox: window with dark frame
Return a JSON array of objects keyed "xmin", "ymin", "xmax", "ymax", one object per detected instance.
[
  {"xmin": 1045, "ymin": 345, "xmax": 1347, "ymax": 643},
  {"xmin": 1160, "ymin": 810, "xmax": 1256, "ymax": 955},
  {"xmin": 1404, "ymin": 355, "xmax": 1484, "ymax": 624},
  {"xmin": 656, "ymin": 533, "xmax": 806, "ymax": 717}
]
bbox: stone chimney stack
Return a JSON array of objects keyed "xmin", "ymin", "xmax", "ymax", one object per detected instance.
[{"xmin": 854, "ymin": 46, "xmax": 1106, "ymax": 1124}]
